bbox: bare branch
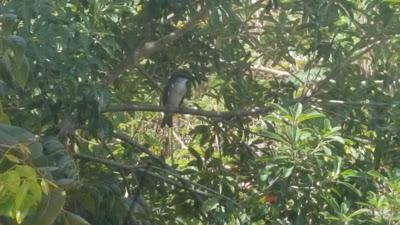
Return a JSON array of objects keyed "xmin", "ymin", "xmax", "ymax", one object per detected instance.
[
  {"xmin": 73, "ymin": 153, "xmax": 238, "ymax": 202},
  {"xmin": 310, "ymin": 98, "xmax": 393, "ymax": 106},
  {"xmin": 105, "ymin": 10, "xmax": 206, "ymax": 84},
  {"xmin": 173, "ymin": 130, "xmax": 188, "ymax": 149},
  {"xmin": 104, "ymin": 104, "xmax": 272, "ymax": 119},
  {"xmin": 0, "ymin": 143, "xmax": 16, "ymax": 150},
  {"xmin": 73, "ymin": 153, "xmax": 188, "ymax": 190},
  {"xmin": 74, "ymin": 153, "xmax": 139, "ymax": 171},
  {"xmin": 250, "ymin": 65, "xmax": 290, "ymax": 77}
]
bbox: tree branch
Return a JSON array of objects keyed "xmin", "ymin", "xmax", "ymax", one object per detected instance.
[
  {"xmin": 73, "ymin": 153, "xmax": 189, "ymax": 190},
  {"xmin": 105, "ymin": 10, "xmax": 205, "ymax": 84},
  {"xmin": 73, "ymin": 153, "xmax": 238, "ymax": 202},
  {"xmin": 113, "ymin": 132, "xmax": 237, "ymax": 203},
  {"xmin": 310, "ymin": 98, "xmax": 394, "ymax": 106},
  {"xmin": 58, "ymin": 104, "xmax": 272, "ymax": 138},
  {"xmin": 74, "ymin": 153, "xmax": 138, "ymax": 171},
  {"xmin": 250, "ymin": 65, "xmax": 290, "ymax": 77},
  {"xmin": 104, "ymin": 104, "xmax": 272, "ymax": 119}
]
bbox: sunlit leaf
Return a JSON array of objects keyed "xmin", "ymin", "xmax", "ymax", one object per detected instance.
[
  {"xmin": 297, "ymin": 112, "xmax": 324, "ymax": 123},
  {"xmin": 15, "ymin": 165, "xmax": 37, "ymax": 179},
  {"xmin": 40, "ymin": 179, "xmax": 49, "ymax": 195},
  {"xmin": 201, "ymin": 197, "xmax": 220, "ymax": 212},
  {"xmin": 282, "ymin": 166, "xmax": 294, "ymax": 178},
  {"xmin": 5, "ymin": 153, "xmax": 20, "ymax": 163},
  {"xmin": 15, "ymin": 182, "xmax": 29, "ymax": 211},
  {"xmin": 262, "ymin": 131, "xmax": 288, "ymax": 143},
  {"xmin": 293, "ymin": 103, "xmax": 303, "ymax": 121}
]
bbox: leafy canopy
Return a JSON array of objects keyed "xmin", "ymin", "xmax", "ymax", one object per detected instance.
[{"xmin": 1, "ymin": 0, "xmax": 400, "ymax": 224}]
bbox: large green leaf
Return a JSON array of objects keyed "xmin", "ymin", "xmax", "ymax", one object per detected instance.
[
  {"xmin": 24, "ymin": 189, "xmax": 66, "ymax": 225},
  {"xmin": 63, "ymin": 211, "xmax": 91, "ymax": 225},
  {"xmin": 0, "ymin": 123, "xmax": 43, "ymax": 159}
]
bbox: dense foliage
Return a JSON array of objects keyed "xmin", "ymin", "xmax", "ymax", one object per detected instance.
[{"xmin": 1, "ymin": 0, "xmax": 400, "ymax": 224}]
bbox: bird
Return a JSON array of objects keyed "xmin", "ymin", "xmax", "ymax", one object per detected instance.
[{"xmin": 160, "ymin": 71, "xmax": 192, "ymax": 127}]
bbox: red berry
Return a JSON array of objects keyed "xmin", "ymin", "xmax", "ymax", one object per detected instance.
[{"xmin": 267, "ymin": 195, "xmax": 277, "ymax": 204}]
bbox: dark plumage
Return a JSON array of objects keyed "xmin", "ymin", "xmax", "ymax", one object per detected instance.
[{"xmin": 160, "ymin": 71, "xmax": 191, "ymax": 127}]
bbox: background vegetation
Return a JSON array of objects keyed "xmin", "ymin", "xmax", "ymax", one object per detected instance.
[{"xmin": 1, "ymin": 0, "xmax": 400, "ymax": 224}]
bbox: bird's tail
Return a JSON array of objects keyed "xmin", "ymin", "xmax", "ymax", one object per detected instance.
[{"xmin": 161, "ymin": 113, "xmax": 173, "ymax": 127}]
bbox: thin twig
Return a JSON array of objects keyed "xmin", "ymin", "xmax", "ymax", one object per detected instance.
[
  {"xmin": 310, "ymin": 98, "xmax": 397, "ymax": 106},
  {"xmin": 172, "ymin": 130, "xmax": 188, "ymax": 149},
  {"xmin": 74, "ymin": 153, "xmax": 187, "ymax": 187},
  {"xmin": 250, "ymin": 65, "xmax": 291, "ymax": 77},
  {"xmin": 104, "ymin": 104, "xmax": 272, "ymax": 119}
]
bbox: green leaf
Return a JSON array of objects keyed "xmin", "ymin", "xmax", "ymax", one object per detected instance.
[
  {"xmin": 40, "ymin": 179, "xmax": 49, "ymax": 195},
  {"xmin": 201, "ymin": 197, "xmax": 220, "ymax": 212},
  {"xmin": 104, "ymin": 5, "xmax": 135, "ymax": 14},
  {"xmin": 0, "ymin": 80, "xmax": 8, "ymax": 96},
  {"xmin": 24, "ymin": 189, "xmax": 66, "ymax": 225},
  {"xmin": 265, "ymin": 102, "xmax": 289, "ymax": 114},
  {"xmin": 0, "ymin": 124, "xmax": 42, "ymax": 159},
  {"xmin": 54, "ymin": 178, "xmax": 75, "ymax": 186},
  {"xmin": 15, "ymin": 182, "xmax": 29, "ymax": 211},
  {"xmin": 188, "ymin": 146, "xmax": 203, "ymax": 170},
  {"xmin": 66, "ymin": 3, "xmax": 79, "ymax": 12},
  {"xmin": 41, "ymin": 136, "xmax": 78, "ymax": 183},
  {"xmin": 7, "ymin": 35, "xmax": 27, "ymax": 52},
  {"xmin": 327, "ymin": 135, "xmax": 344, "ymax": 144},
  {"xmin": 5, "ymin": 153, "xmax": 20, "ymax": 163},
  {"xmin": 367, "ymin": 170, "xmax": 386, "ymax": 180},
  {"xmin": 3, "ymin": 170, "xmax": 21, "ymax": 189},
  {"xmin": 15, "ymin": 165, "xmax": 37, "ymax": 179},
  {"xmin": 322, "ymin": 194, "xmax": 341, "ymax": 212},
  {"xmin": 0, "ymin": 102, "xmax": 11, "ymax": 124},
  {"xmin": 63, "ymin": 211, "xmax": 91, "ymax": 225},
  {"xmin": 96, "ymin": 89, "xmax": 111, "ymax": 111},
  {"xmin": 285, "ymin": 126, "xmax": 299, "ymax": 144},
  {"xmin": 348, "ymin": 208, "xmax": 370, "ymax": 218},
  {"xmin": 260, "ymin": 173, "xmax": 268, "ymax": 181},
  {"xmin": 30, "ymin": 143, "xmax": 44, "ymax": 160},
  {"xmin": 89, "ymin": 117, "xmax": 113, "ymax": 141},
  {"xmin": 282, "ymin": 166, "xmax": 294, "ymax": 178},
  {"xmin": 264, "ymin": 115, "xmax": 284, "ymax": 124},
  {"xmin": 11, "ymin": 54, "xmax": 30, "ymax": 88},
  {"xmin": 322, "ymin": 145, "xmax": 332, "ymax": 155},
  {"xmin": 340, "ymin": 169, "xmax": 360, "ymax": 178},
  {"xmin": 336, "ymin": 181, "xmax": 362, "ymax": 197},
  {"xmin": 297, "ymin": 112, "xmax": 324, "ymax": 123},
  {"xmin": 27, "ymin": 179, "xmax": 43, "ymax": 203},
  {"xmin": 323, "ymin": 119, "xmax": 332, "ymax": 130},
  {"xmin": 41, "ymin": 136, "xmax": 64, "ymax": 153},
  {"xmin": 0, "ymin": 13, "xmax": 17, "ymax": 24},
  {"xmin": 262, "ymin": 131, "xmax": 288, "ymax": 143},
  {"xmin": 293, "ymin": 103, "xmax": 303, "ymax": 121}
]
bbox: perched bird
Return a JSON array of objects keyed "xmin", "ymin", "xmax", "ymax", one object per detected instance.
[{"xmin": 160, "ymin": 71, "xmax": 191, "ymax": 127}]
